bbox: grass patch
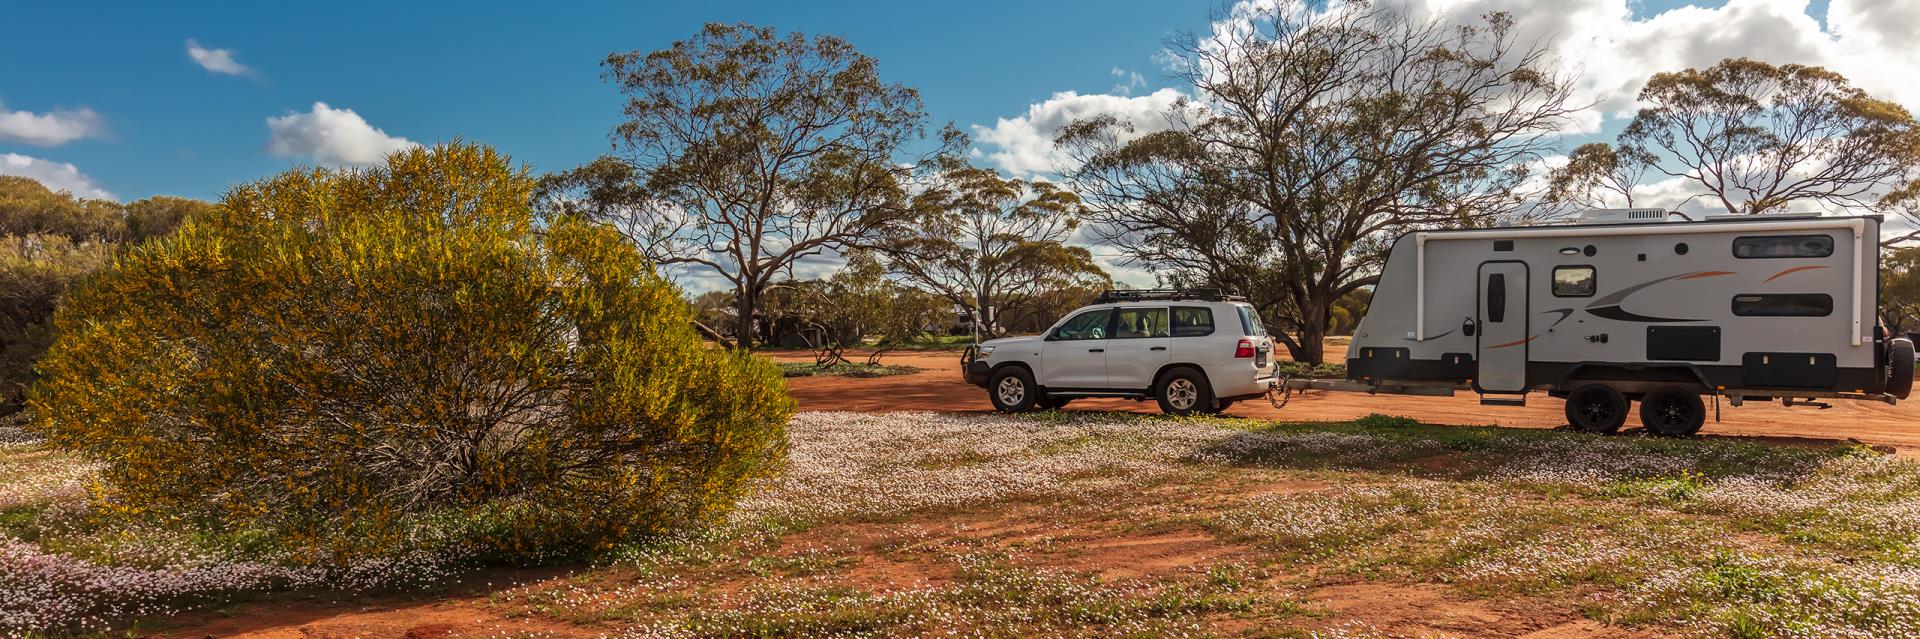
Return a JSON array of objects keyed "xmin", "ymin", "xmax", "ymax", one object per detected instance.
[
  {"xmin": 1272, "ymin": 360, "xmax": 1347, "ymax": 378},
  {"xmin": 778, "ymin": 362, "xmax": 923, "ymax": 378}
]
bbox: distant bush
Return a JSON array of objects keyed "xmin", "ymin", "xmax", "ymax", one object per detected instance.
[
  {"xmin": 29, "ymin": 143, "xmax": 792, "ymax": 560},
  {"xmin": 0, "ymin": 234, "xmax": 113, "ymax": 413}
]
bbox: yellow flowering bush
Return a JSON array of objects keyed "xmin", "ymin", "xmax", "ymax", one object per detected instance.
[{"xmin": 27, "ymin": 143, "xmax": 791, "ymax": 560}]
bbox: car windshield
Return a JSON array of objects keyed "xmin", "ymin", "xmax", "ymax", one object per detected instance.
[{"xmin": 1051, "ymin": 309, "xmax": 1112, "ymax": 340}]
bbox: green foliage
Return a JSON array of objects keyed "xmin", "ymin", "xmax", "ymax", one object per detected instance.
[
  {"xmin": 1058, "ymin": 5, "xmax": 1577, "ymax": 362},
  {"xmin": 1589, "ymin": 58, "xmax": 1920, "ymax": 227},
  {"xmin": 1883, "ymin": 246, "xmax": 1920, "ymax": 335},
  {"xmin": 0, "ymin": 235, "xmax": 114, "ymax": 413},
  {"xmin": 123, "ymin": 195, "xmax": 215, "ymax": 243},
  {"xmin": 549, "ymin": 23, "xmax": 945, "ymax": 349},
  {"xmin": 0, "ymin": 179, "xmax": 215, "ymax": 415},
  {"xmin": 778, "ymin": 362, "xmax": 921, "ymax": 378},
  {"xmin": 1271, "ymin": 360, "xmax": 1346, "ymax": 379},
  {"xmin": 763, "ymin": 253, "xmax": 946, "ymax": 364},
  {"xmin": 883, "ymin": 163, "xmax": 1108, "ymax": 339},
  {"xmin": 28, "ymin": 143, "xmax": 793, "ymax": 560},
  {"xmin": 1352, "ymin": 413, "xmax": 1420, "ymax": 429},
  {"xmin": 0, "ymin": 176, "xmax": 125, "ymax": 241}
]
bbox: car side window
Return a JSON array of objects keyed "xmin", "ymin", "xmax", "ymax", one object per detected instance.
[
  {"xmin": 1111, "ymin": 307, "xmax": 1168, "ymax": 339},
  {"xmin": 1050, "ymin": 309, "xmax": 1112, "ymax": 341},
  {"xmin": 1171, "ymin": 307, "xmax": 1214, "ymax": 337}
]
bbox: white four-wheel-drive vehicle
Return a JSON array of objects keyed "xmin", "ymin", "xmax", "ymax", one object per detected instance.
[{"xmin": 963, "ymin": 289, "xmax": 1277, "ymax": 414}]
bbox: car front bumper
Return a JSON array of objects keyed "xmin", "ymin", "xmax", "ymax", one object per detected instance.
[{"xmin": 965, "ymin": 360, "xmax": 992, "ymax": 387}]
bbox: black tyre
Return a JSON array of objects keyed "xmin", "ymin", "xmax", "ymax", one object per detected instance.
[
  {"xmin": 1888, "ymin": 338, "xmax": 1914, "ymax": 400},
  {"xmin": 988, "ymin": 367, "xmax": 1038, "ymax": 412},
  {"xmin": 1037, "ymin": 396, "xmax": 1072, "ymax": 410},
  {"xmin": 1215, "ymin": 399, "xmax": 1236, "ymax": 413},
  {"xmin": 1155, "ymin": 367, "xmax": 1214, "ymax": 416},
  {"xmin": 1563, "ymin": 384, "xmax": 1629, "ymax": 434},
  {"xmin": 1639, "ymin": 386, "xmax": 1705, "ymax": 437}
]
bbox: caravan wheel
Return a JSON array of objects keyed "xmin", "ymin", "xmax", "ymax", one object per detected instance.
[
  {"xmin": 1888, "ymin": 338, "xmax": 1914, "ymax": 400},
  {"xmin": 1563, "ymin": 384, "xmax": 1629, "ymax": 434},
  {"xmin": 1639, "ymin": 386, "xmax": 1705, "ymax": 437}
]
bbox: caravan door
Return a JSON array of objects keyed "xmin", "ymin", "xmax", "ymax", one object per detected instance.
[{"xmin": 1476, "ymin": 263, "xmax": 1529, "ymax": 393}]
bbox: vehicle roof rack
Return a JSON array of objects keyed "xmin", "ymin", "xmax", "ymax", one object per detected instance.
[{"xmin": 1094, "ymin": 288, "xmax": 1245, "ymax": 304}]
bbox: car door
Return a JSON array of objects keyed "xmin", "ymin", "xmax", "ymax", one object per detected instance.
[
  {"xmin": 1104, "ymin": 306, "xmax": 1171, "ymax": 390},
  {"xmin": 1040, "ymin": 308, "xmax": 1113, "ymax": 388}
]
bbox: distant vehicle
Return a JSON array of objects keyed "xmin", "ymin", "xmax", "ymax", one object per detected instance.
[
  {"xmin": 1298, "ymin": 209, "xmax": 1913, "ymax": 436},
  {"xmin": 963, "ymin": 289, "xmax": 1277, "ymax": 415}
]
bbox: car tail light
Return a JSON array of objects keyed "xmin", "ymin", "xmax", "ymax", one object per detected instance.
[{"xmin": 1234, "ymin": 338, "xmax": 1255, "ymax": 358}]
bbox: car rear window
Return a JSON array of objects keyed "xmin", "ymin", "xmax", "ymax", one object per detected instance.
[
  {"xmin": 1171, "ymin": 306, "xmax": 1214, "ymax": 337},
  {"xmin": 1236, "ymin": 305, "xmax": 1265, "ymax": 336}
]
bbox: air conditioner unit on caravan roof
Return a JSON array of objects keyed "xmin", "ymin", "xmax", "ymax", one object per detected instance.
[{"xmin": 1571, "ymin": 208, "xmax": 1672, "ymax": 225}]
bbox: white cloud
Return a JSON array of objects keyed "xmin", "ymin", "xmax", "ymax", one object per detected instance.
[
  {"xmin": 1406, "ymin": 0, "xmax": 1920, "ymax": 129},
  {"xmin": 0, "ymin": 153, "xmax": 115, "ymax": 200},
  {"xmin": 0, "ymin": 101, "xmax": 105, "ymax": 147},
  {"xmin": 1109, "ymin": 67, "xmax": 1147, "ymax": 96},
  {"xmin": 186, "ymin": 39, "xmax": 252, "ymax": 76},
  {"xmin": 970, "ymin": 88, "xmax": 1187, "ymax": 176},
  {"xmin": 265, "ymin": 102, "xmax": 419, "ymax": 167}
]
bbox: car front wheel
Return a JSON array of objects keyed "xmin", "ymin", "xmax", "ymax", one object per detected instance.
[{"xmin": 989, "ymin": 367, "xmax": 1039, "ymax": 412}]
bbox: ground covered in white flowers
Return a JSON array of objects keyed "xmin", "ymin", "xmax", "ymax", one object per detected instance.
[{"xmin": 5, "ymin": 410, "xmax": 1920, "ymax": 638}]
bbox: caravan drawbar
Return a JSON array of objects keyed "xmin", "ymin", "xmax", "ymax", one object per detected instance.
[{"xmin": 1306, "ymin": 210, "xmax": 1915, "ymax": 436}]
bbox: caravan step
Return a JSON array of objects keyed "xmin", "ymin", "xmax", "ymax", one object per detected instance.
[{"xmin": 1479, "ymin": 394, "xmax": 1527, "ymax": 407}]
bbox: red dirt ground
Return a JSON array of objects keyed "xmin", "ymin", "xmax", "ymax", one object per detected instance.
[
  {"xmin": 777, "ymin": 346, "xmax": 1920, "ymax": 454},
  {"xmin": 150, "ymin": 344, "xmax": 1913, "ymax": 637}
]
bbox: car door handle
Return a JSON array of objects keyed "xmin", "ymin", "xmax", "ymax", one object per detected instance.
[
  {"xmin": 1150, "ymin": 346, "xmax": 1167, "ymax": 351},
  {"xmin": 1088, "ymin": 348, "xmax": 1104, "ymax": 353}
]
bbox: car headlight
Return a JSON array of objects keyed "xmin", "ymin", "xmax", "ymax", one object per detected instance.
[{"xmin": 976, "ymin": 345, "xmax": 995, "ymax": 357}]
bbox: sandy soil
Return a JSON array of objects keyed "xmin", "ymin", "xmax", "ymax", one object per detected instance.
[{"xmin": 776, "ymin": 346, "xmax": 1920, "ymax": 454}]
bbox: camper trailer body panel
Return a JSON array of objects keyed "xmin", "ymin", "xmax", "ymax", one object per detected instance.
[{"xmin": 1347, "ymin": 215, "xmax": 1883, "ymax": 395}]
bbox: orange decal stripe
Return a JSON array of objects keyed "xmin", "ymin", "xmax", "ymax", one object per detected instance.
[
  {"xmin": 1678, "ymin": 270, "xmax": 1735, "ymax": 280},
  {"xmin": 1487, "ymin": 335, "xmax": 1537, "ymax": 349},
  {"xmin": 1764, "ymin": 265, "xmax": 1828, "ymax": 283}
]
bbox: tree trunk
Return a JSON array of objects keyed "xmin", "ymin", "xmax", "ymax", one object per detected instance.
[
  {"xmin": 735, "ymin": 286, "xmax": 757, "ymax": 352},
  {"xmin": 1285, "ymin": 295, "xmax": 1333, "ymax": 364}
]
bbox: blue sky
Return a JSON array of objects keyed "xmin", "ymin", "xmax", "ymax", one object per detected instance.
[
  {"xmin": 2, "ymin": 0, "xmax": 1196, "ymax": 201},
  {"xmin": 1, "ymin": 0, "xmax": 1906, "ymax": 218}
]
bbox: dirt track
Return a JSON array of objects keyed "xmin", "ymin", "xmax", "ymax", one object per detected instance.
[{"xmin": 777, "ymin": 348, "xmax": 1920, "ymax": 454}]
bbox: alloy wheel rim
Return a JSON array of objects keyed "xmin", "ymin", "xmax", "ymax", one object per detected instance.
[
  {"xmin": 1168, "ymin": 379, "xmax": 1197, "ymax": 409},
  {"xmin": 997, "ymin": 377, "xmax": 1025, "ymax": 405}
]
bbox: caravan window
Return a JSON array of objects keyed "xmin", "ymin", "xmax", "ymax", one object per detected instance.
[
  {"xmin": 1552, "ymin": 266, "xmax": 1596, "ymax": 297},
  {"xmin": 1733, "ymin": 235, "xmax": 1834, "ymax": 259},
  {"xmin": 1732, "ymin": 294, "xmax": 1832, "ymax": 317}
]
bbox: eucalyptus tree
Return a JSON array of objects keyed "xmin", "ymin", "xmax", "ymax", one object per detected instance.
[
  {"xmin": 546, "ymin": 23, "xmax": 947, "ymax": 349},
  {"xmin": 1552, "ymin": 58, "xmax": 1920, "ymax": 242},
  {"xmin": 1060, "ymin": 2, "xmax": 1580, "ymax": 363},
  {"xmin": 883, "ymin": 163, "xmax": 1108, "ymax": 339}
]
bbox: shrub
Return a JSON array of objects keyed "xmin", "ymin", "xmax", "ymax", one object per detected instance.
[
  {"xmin": 0, "ymin": 234, "xmax": 113, "ymax": 414},
  {"xmin": 28, "ymin": 143, "xmax": 792, "ymax": 560}
]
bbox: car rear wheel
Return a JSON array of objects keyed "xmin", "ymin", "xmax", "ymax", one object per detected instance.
[
  {"xmin": 1639, "ymin": 386, "xmax": 1705, "ymax": 437},
  {"xmin": 1563, "ymin": 384, "xmax": 1629, "ymax": 434},
  {"xmin": 989, "ymin": 367, "xmax": 1038, "ymax": 412},
  {"xmin": 1155, "ymin": 368, "xmax": 1214, "ymax": 416}
]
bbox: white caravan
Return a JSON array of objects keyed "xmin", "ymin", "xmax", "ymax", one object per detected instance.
[{"xmin": 1310, "ymin": 210, "xmax": 1914, "ymax": 436}]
